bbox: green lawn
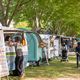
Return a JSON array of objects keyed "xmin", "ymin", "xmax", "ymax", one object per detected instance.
[
  {"xmin": 25, "ymin": 56, "xmax": 80, "ymax": 78},
  {"xmin": 2, "ymin": 56, "xmax": 80, "ymax": 80}
]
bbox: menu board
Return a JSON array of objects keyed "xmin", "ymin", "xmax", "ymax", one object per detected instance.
[{"xmin": 0, "ymin": 30, "xmax": 9, "ymax": 77}]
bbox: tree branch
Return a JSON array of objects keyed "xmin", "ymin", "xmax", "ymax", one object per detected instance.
[
  {"xmin": 7, "ymin": 0, "xmax": 33, "ymax": 26},
  {"xmin": 0, "ymin": 0, "xmax": 7, "ymax": 26},
  {"xmin": 0, "ymin": 0, "xmax": 4, "ymax": 15},
  {"xmin": 18, "ymin": 0, "xmax": 34, "ymax": 7},
  {"xmin": 5, "ymin": 0, "xmax": 11, "ymax": 25},
  {"xmin": 7, "ymin": 0, "xmax": 22, "ymax": 26}
]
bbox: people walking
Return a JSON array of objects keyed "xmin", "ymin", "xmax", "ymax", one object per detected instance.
[
  {"xmin": 61, "ymin": 42, "xmax": 68, "ymax": 61},
  {"xmin": 7, "ymin": 36, "xmax": 24, "ymax": 78},
  {"xmin": 76, "ymin": 42, "xmax": 80, "ymax": 68}
]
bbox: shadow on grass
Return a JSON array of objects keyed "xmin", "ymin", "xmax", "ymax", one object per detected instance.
[
  {"xmin": 25, "ymin": 56, "xmax": 80, "ymax": 78},
  {"xmin": 5, "ymin": 56, "xmax": 80, "ymax": 79}
]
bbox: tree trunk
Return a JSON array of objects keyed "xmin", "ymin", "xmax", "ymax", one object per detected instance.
[{"xmin": 36, "ymin": 15, "xmax": 39, "ymax": 28}]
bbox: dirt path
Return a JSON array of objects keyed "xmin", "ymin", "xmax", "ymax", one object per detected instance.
[{"xmin": 23, "ymin": 78, "xmax": 80, "ymax": 80}]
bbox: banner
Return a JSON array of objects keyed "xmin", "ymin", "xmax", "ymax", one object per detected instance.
[
  {"xmin": 0, "ymin": 30, "xmax": 9, "ymax": 77},
  {"xmin": 54, "ymin": 39, "xmax": 59, "ymax": 56}
]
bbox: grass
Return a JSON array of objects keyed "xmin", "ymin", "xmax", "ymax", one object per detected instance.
[
  {"xmin": 25, "ymin": 56, "xmax": 80, "ymax": 78},
  {"xmin": 1, "ymin": 55, "xmax": 80, "ymax": 80}
]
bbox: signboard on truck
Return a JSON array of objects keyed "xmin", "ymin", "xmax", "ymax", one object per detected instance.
[
  {"xmin": 0, "ymin": 30, "xmax": 9, "ymax": 77},
  {"xmin": 54, "ymin": 39, "xmax": 60, "ymax": 56}
]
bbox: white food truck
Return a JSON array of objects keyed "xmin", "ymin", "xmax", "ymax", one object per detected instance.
[
  {"xmin": 40, "ymin": 34, "xmax": 54, "ymax": 60},
  {"xmin": 0, "ymin": 26, "xmax": 28, "ymax": 77}
]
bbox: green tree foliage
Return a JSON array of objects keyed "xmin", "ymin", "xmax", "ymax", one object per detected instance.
[
  {"xmin": 0, "ymin": 0, "xmax": 80, "ymax": 36},
  {"xmin": 18, "ymin": 0, "xmax": 80, "ymax": 36},
  {"xmin": 0, "ymin": 0, "xmax": 33, "ymax": 26}
]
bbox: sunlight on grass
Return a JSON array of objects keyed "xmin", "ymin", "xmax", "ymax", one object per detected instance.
[
  {"xmin": 25, "ymin": 56, "xmax": 80, "ymax": 78},
  {"xmin": 2, "ymin": 55, "xmax": 80, "ymax": 79}
]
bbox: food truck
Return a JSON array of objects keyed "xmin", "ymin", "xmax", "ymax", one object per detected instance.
[
  {"xmin": 0, "ymin": 27, "xmax": 28, "ymax": 72},
  {"xmin": 40, "ymin": 34, "xmax": 54, "ymax": 60},
  {"xmin": 53, "ymin": 36, "xmax": 61, "ymax": 57},
  {"xmin": 0, "ymin": 28, "xmax": 9, "ymax": 77},
  {"xmin": 25, "ymin": 32, "xmax": 43, "ymax": 66},
  {"xmin": 17, "ymin": 28, "xmax": 44, "ymax": 66}
]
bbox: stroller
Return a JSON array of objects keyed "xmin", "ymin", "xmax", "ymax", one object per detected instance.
[{"xmin": 61, "ymin": 44, "xmax": 68, "ymax": 61}]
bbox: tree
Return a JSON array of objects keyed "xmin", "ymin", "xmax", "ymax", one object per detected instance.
[
  {"xmin": 21, "ymin": 0, "xmax": 80, "ymax": 35},
  {"xmin": 0, "ymin": 0, "xmax": 33, "ymax": 26},
  {"xmin": 0, "ymin": 0, "xmax": 80, "ymax": 36},
  {"xmin": 43, "ymin": 0, "xmax": 80, "ymax": 36}
]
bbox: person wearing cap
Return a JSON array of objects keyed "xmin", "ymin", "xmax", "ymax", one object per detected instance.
[{"xmin": 76, "ymin": 42, "xmax": 80, "ymax": 68}]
